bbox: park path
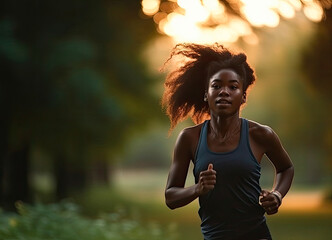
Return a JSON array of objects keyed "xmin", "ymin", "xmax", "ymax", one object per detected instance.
[
  {"xmin": 114, "ymin": 169, "xmax": 331, "ymax": 213},
  {"xmin": 281, "ymin": 190, "xmax": 331, "ymax": 213}
]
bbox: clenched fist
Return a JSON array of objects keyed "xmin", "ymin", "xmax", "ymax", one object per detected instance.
[
  {"xmin": 260, "ymin": 189, "xmax": 281, "ymax": 215},
  {"xmin": 196, "ymin": 164, "xmax": 217, "ymax": 196}
]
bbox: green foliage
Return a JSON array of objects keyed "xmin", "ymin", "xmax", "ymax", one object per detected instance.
[
  {"xmin": 301, "ymin": 8, "xmax": 332, "ymax": 97},
  {"xmin": 0, "ymin": 0, "xmax": 163, "ymax": 202},
  {"xmin": 0, "ymin": 0, "xmax": 160, "ymax": 153},
  {"xmin": 300, "ymin": 8, "xmax": 332, "ymax": 186},
  {"xmin": 0, "ymin": 202, "xmax": 176, "ymax": 240},
  {"xmin": 0, "ymin": 19, "xmax": 27, "ymax": 62}
]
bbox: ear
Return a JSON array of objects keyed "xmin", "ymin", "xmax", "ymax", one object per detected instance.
[
  {"xmin": 242, "ymin": 92, "xmax": 246, "ymax": 104},
  {"xmin": 204, "ymin": 92, "xmax": 208, "ymax": 102}
]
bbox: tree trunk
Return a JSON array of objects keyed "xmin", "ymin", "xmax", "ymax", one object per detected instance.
[
  {"xmin": 90, "ymin": 159, "xmax": 110, "ymax": 185},
  {"xmin": 54, "ymin": 153, "xmax": 68, "ymax": 201},
  {"xmin": 2, "ymin": 142, "xmax": 31, "ymax": 211},
  {"xmin": 54, "ymin": 153, "xmax": 88, "ymax": 201},
  {"xmin": 0, "ymin": 118, "xmax": 9, "ymax": 209}
]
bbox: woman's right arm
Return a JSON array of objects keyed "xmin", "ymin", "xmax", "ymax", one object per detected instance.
[{"xmin": 165, "ymin": 128, "xmax": 216, "ymax": 210}]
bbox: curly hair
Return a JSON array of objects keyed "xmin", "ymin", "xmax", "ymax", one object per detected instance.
[{"xmin": 161, "ymin": 43, "xmax": 256, "ymax": 131}]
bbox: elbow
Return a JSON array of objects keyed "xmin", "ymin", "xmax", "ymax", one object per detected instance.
[
  {"xmin": 287, "ymin": 165, "xmax": 295, "ymax": 177},
  {"xmin": 290, "ymin": 165, "xmax": 295, "ymax": 179},
  {"xmin": 165, "ymin": 189, "xmax": 177, "ymax": 210},
  {"xmin": 165, "ymin": 200, "xmax": 176, "ymax": 210},
  {"xmin": 278, "ymin": 164, "xmax": 294, "ymax": 175},
  {"xmin": 277, "ymin": 165, "xmax": 294, "ymax": 183}
]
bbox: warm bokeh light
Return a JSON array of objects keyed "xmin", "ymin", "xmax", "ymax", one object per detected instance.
[
  {"xmin": 240, "ymin": 1, "xmax": 280, "ymax": 28},
  {"xmin": 303, "ymin": 1, "xmax": 325, "ymax": 22},
  {"xmin": 288, "ymin": 0, "xmax": 302, "ymax": 10},
  {"xmin": 141, "ymin": 0, "xmax": 326, "ymax": 44},
  {"xmin": 277, "ymin": 0, "xmax": 296, "ymax": 18},
  {"xmin": 142, "ymin": 0, "xmax": 161, "ymax": 16}
]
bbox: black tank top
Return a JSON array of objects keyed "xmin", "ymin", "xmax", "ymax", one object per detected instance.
[{"xmin": 193, "ymin": 118, "xmax": 266, "ymax": 240}]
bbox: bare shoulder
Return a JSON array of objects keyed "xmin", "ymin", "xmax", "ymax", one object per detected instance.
[
  {"xmin": 247, "ymin": 120, "xmax": 293, "ymax": 172},
  {"xmin": 179, "ymin": 123, "xmax": 204, "ymax": 139},
  {"xmin": 247, "ymin": 120, "xmax": 278, "ymax": 147},
  {"xmin": 175, "ymin": 122, "xmax": 204, "ymax": 159},
  {"xmin": 176, "ymin": 123, "xmax": 204, "ymax": 147}
]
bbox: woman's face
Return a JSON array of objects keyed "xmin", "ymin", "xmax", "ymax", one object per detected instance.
[{"xmin": 206, "ymin": 68, "xmax": 246, "ymax": 117}]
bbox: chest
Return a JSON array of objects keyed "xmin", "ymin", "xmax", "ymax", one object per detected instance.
[
  {"xmin": 205, "ymin": 133, "xmax": 264, "ymax": 164},
  {"xmin": 206, "ymin": 132, "xmax": 241, "ymax": 153},
  {"xmin": 195, "ymin": 148, "xmax": 260, "ymax": 180}
]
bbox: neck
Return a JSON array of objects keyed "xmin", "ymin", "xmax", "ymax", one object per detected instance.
[{"xmin": 209, "ymin": 113, "xmax": 241, "ymax": 138}]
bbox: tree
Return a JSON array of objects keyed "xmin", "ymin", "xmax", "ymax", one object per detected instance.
[
  {"xmin": 0, "ymin": 0, "xmax": 160, "ymax": 210},
  {"xmin": 300, "ymin": 7, "xmax": 332, "ymax": 193}
]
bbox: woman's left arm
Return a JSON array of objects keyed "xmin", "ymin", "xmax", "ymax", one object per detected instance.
[{"xmin": 260, "ymin": 127, "xmax": 294, "ymax": 215}]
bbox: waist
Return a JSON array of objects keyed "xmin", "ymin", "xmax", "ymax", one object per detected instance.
[{"xmin": 200, "ymin": 212, "xmax": 266, "ymax": 240}]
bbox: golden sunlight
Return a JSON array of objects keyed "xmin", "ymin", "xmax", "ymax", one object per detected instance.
[
  {"xmin": 240, "ymin": 1, "xmax": 280, "ymax": 28},
  {"xmin": 141, "ymin": 0, "xmax": 326, "ymax": 44},
  {"xmin": 142, "ymin": 0, "xmax": 161, "ymax": 16},
  {"xmin": 303, "ymin": 1, "xmax": 324, "ymax": 22},
  {"xmin": 277, "ymin": 0, "xmax": 296, "ymax": 18}
]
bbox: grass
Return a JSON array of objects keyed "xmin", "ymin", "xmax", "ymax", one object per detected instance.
[
  {"xmin": 268, "ymin": 212, "xmax": 332, "ymax": 240},
  {"xmin": 0, "ymin": 201, "xmax": 177, "ymax": 240},
  {"xmin": 2, "ymin": 169, "xmax": 331, "ymax": 239},
  {"xmin": 74, "ymin": 168, "xmax": 332, "ymax": 240},
  {"xmin": 77, "ymin": 187, "xmax": 332, "ymax": 240}
]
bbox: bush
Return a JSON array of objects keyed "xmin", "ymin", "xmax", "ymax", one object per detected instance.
[{"xmin": 0, "ymin": 201, "xmax": 176, "ymax": 240}]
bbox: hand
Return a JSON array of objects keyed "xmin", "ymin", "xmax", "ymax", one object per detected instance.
[
  {"xmin": 260, "ymin": 189, "xmax": 280, "ymax": 215},
  {"xmin": 196, "ymin": 164, "xmax": 216, "ymax": 196}
]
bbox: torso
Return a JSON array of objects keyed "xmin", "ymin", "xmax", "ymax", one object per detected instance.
[
  {"xmin": 193, "ymin": 118, "xmax": 266, "ymax": 239},
  {"xmin": 185, "ymin": 119, "xmax": 270, "ymax": 164}
]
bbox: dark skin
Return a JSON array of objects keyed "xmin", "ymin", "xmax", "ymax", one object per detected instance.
[{"xmin": 165, "ymin": 69, "xmax": 294, "ymax": 219}]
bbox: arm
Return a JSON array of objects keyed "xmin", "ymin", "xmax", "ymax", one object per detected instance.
[
  {"xmin": 165, "ymin": 128, "xmax": 216, "ymax": 210},
  {"xmin": 259, "ymin": 127, "xmax": 294, "ymax": 215}
]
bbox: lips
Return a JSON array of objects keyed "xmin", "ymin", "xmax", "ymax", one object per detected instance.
[{"xmin": 216, "ymin": 98, "xmax": 231, "ymax": 105}]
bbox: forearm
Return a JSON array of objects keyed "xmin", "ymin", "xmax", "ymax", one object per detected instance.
[
  {"xmin": 273, "ymin": 165, "xmax": 294, "ymax": 197},
  {"xmin": 165, "ymin": 184, "xmax": 199, "ymax": 210}
]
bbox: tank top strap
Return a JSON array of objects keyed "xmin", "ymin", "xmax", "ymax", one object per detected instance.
[
  {"xmin": 238, "ymin": 118, "xmax": 248, "ymax": 148},
  {"xmin": 194, "ymin": 120, "xmax": 209, "ymax": 162},
  {"xmin": 195, "ymin": 118, "xmax": 249, "ymax": 161}
]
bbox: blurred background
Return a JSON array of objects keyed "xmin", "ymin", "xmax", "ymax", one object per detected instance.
[{"xmin": 0, "ymin": 0, "xmax": 331, "ymax": 239}]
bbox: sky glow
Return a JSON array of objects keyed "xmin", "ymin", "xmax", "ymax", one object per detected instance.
[{"xmin": 141, "ymin": 0, "xmax": 327, "ymax": 44}]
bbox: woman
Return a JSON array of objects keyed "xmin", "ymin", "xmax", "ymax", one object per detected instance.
[{"xmin": 163, "ymin": 43, "xmax": 294, "ymax": 240}]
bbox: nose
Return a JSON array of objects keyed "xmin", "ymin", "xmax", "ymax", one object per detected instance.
[{"xmin": 218, "ymin": 87, "xmax": 229, "ymax": 96}]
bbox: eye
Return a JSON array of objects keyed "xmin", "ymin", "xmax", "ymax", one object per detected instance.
[
  {"xmin": 231, "ymin": 85, "xmax": 238, "ymax": 90},
  {"xmin": 211, "ymin": 84, "xmax": 220, "ymax": 89}
]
